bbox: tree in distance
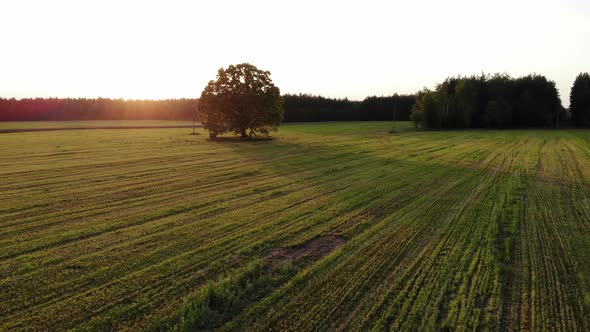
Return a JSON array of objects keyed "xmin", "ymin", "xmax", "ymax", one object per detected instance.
[
  {"xmin": 409, "ymin": 89, "xmax": 428, "ymax": 128},
  {"xmin": 570, "ymin": 72, "xmax": 590, "ymax": 126},
  {"xmin": 198, "ymin": 63, "xmax": 284, "ymax": 139}
]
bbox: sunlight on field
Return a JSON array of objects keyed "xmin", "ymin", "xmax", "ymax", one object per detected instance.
[
  {"xmin": 1, "ymin": 122, "xmax": 590, "ymax": 330},
  {"xmin": 0, "ymin": 120, "xmax": 193, "ymax": 130}
]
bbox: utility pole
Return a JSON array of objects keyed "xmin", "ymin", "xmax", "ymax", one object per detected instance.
[
  {"xmin": 391, "ymin": 103, "xmax": 397, "ymax": 132},
  {"xmin": 192, "ymin": 104, "xmax": 197, "ymax": 135}
]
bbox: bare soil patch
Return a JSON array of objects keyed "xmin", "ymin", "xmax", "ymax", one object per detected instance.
[{"xmin": 266, "ymin": 235, "xmax": 345, "ymax": 268}]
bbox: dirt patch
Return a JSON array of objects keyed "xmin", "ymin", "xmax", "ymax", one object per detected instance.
[
  {"xmin": 265, "ymin": 235, "xmax": 345, "ymax": 268},
  {"xmin": 224, "ymin": 254, "xmax": 243, "ymax": 268}
]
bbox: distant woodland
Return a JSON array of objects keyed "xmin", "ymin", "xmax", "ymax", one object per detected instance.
[
  {"xmin": 0, "ymin": 98, "xmax": 197, "ymax": 121},
  {"xmin": 1, "ymin": 72, "xmax": 589, "ymax": 128},
  {"xmin": 410, "ymin": 74, "xmax": 565, "ymax": 129},
  {"xmin": 0, "ymin": 95, "xmax": 415, "ymax": 122},
  {"xmin": 283, "ymin": 94, "xmax": 414, "ymax": 122}
]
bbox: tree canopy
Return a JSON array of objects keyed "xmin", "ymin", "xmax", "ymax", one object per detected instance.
[
  {"xmin": 570, "ymin": 72, "xmax": 590, "ymax": 126},
  {"xmin": 282, "ymin": 94, "xmax": 414, "ymax": 122},
  {"xmin": 0, "ymin": 72, "xmax": 579, "ymax": 129},
  {"xmin": 410, "ymin": 73, "xmax": 563, "ymax": 129},
  {"xmin": 0, "ymin": 98, "xmax": 196, "ymax": 121},
  {"xmin": 198, "ymin": 63, "xmax": 284, "ymax": 139}
]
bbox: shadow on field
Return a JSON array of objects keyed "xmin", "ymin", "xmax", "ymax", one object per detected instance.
[
  {"xmin": 207, "ymin": 136, "xmax": 275, "ymax": 143},
  {"xmin": 166, "ymin": 126, "xmax": 546, "ymax": 330},
  {"xmin": 218, "ymin": 129, "xmax": 488, "ymax": 241}
]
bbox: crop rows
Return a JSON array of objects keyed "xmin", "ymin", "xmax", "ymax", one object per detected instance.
[{"xmin": 1, "ymin": 122, "xmax": 590, "ymax": 330}]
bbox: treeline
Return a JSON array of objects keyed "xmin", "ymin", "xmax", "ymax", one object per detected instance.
[
  {"xmin": 359, "ymin": 95, "xmax": 415, "ymax": 121},
  {"xmin": 3, "ymin": 72, "xmax": 588, "ymax": 127},
  {"xmin": 571, "ymin": 72, "xmax": 590, "ymax": 126},
  {"xmin": 283, "ymin": 94, "xmax": 414, "ymax": 122},
  {"xmin": 0, "ymin": 98, "xmax": 197, "ymax": 121},
  {"xmin": 282, "ymin": 94, "xmax": 358, "ymax": 122},
  {"xmin": 410, "ymin": 74, "xmax": 565, "ymax": 129},
  {"xmin": 0, "ymin": 95, "xmax": 415, "ymax": 122}
]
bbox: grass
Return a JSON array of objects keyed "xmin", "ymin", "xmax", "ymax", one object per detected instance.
[
  {"xmin": 1, "ymin": 121, "xmax": 590, "ymax": 330},
  {"xmin": 0, "ymin": 120, "xmax": 193, "ymax": 130}
]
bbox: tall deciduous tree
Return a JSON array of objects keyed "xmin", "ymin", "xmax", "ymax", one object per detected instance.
[
  {"xmin": 198, "ymin": 63, "xmax": 284, "ymax": 139},
  {"xmin": 410, "ymin": 90, "xmax": 427, "ymax": 128},
  {"xmin": 422, "ymin": 91, "xmax": 441, "ymax": 129},
  {"xmin": 570, "ymin": 72, "xmax": 590, "ymax": 126}
]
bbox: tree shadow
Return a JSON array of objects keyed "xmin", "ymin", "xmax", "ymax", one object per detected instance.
[{"xmin": 207, "ymin": 136, "xmax": 275, "ymax": 143}]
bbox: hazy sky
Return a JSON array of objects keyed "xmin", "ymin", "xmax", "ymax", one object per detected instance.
[{"xmin": 1, "ymin": 0, "xmax": 589, "ymax": 103}]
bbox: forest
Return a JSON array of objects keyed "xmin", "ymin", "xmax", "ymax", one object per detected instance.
[
  {"xmin": 409, "ymin": 74, "xmax": 563, "ymax": 129},
  {"xmin": 1, "ymin": 72, "xmax": 589, "ymax": 128},
  {"xmin": 282, "ymin": 94, "xmax": 414, "ymax": 122},
  {"xmin": 0, "ymin": 98, "xmax": 197, "ymax": 121},
  {"xmin": 409, "ymin": 72, "xmax": 590, "ymax": 129},
  {"xmin": 0, "ymin": 95, "xmax": 414, "ymax": 123}
]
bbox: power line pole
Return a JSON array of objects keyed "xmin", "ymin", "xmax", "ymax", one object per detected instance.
[
  {"xmin": 192, "ymin": 105, "xmax": 197, "ymax": 135},
  {"xmin": 391, "ymin": 103, "xmax": 397, "ymax": 132}
]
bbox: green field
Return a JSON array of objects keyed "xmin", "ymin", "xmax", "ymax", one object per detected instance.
[
  {"xmin": 2, "ymin": 122, "xmax": 590, "ymax": 331},
  {"xmin": 0, "ymin": 120, "xmax": 193, "ymax": 131}
]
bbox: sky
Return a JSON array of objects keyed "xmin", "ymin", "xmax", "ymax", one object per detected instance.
[{"xmin": 1, "ymin": 0, "xmax": 589, "ymax": 104}]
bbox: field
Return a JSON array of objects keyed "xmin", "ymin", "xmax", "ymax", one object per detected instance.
[
  {"xmin": 1, "ymin": 121, "xmax": 590, "ymax": 331},
  {"xmin": 0, "ymin": 120, "xmax": 193, "ymax": 130},
  {"xmin": 0, "ymin": 120, "xmax": 192, "ymax": 133}
]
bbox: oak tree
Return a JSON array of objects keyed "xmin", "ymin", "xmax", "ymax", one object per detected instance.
[{"xmin": 198, "ymin": 63, "xmax": 284, "ymax": 139}]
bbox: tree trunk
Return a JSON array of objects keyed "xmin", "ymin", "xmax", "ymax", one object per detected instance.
[{"xmin": 240, "ymin": 128, "xmax": 248, "ymax": 138}]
